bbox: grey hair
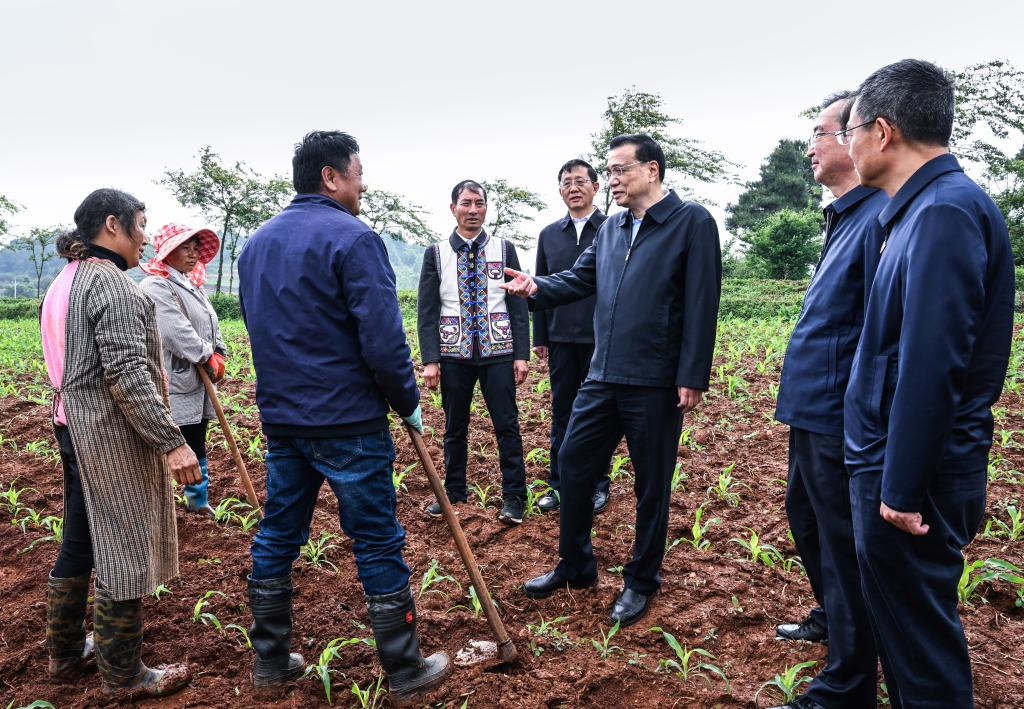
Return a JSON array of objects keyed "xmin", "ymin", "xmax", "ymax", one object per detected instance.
[{"xmin": 853, "ymin": 59, "xmax": 954, "ymax": 146}]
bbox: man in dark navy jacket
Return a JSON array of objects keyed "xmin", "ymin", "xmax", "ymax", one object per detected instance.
[
  {"xmin": 238, "ymin": 131, "xmax": 450, "ymax": 702},
  {"xmin": 503, "ymin": 134, "xmax": 721, "ymax": 627},
  {"xmin": 770, "ymin": 93, "xmax": 886, "ymax": 709},
  {"xmin": 533, "ymin": 159, "xmax": 612, "ymax": 514},
  {"xmin": 843, "ymin": 61, "xmax": 1014, "ymax": 709}
]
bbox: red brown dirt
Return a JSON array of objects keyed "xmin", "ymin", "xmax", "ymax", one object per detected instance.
[{"xmin": 1, "ymin": 353, "xmax": 1022, "ymax": 708}]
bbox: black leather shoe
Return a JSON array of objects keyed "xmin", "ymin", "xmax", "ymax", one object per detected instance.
[
  {"xmin": 592, "ymin": 490, "xmax": 609, "ymax": 514},
  {"xmin": 776, "ymin": 614, "xmax": 828, "ymax": 643},
  {"xmin": 765, "ymin": 694, "xmax": 825, "ymax": 709},
  {"xmin": 537, "ymin": 491, "xmax": 560, "ymax": 512},
  {"xmin": 609, "ymin": 588, "xmax": 653, "ymax": 627},
  {"xmin": 523, "ymin": 569, "xmax": 597, "ymax": 599}
]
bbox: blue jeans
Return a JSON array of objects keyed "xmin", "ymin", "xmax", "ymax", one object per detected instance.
[{"xmin": 250, "ymin": 430, "xmax": 410, "ymax": 596}]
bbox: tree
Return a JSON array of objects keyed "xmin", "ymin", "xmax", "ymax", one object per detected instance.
[
  {"xmin": 989, "ymin": 146, "xmax": 1024, "ymax": 265},
  {"xmin": 740, "ymin": 208, "xmax": 824, "ymax": 280},
  {"xmin": 160, "ymin": 146, "xmax": 291, "ymax": 293},
  {"xmin": 221, "ymin": 177, "xmax": 292, "ymax": 294},
  {"xmin": 0, "ymin": 195, "xmax": 19, "ymax": 240},
  {"xmin": 589, "ymin": 86, "xmax": 737, "ymax": 211},
  {"xmin": 11, "ymin": 225, "xmax": 60, "ymax": 296},
  {"xmin": 725, "ymin": 139, "xmax": 821, "ymax": 234},
  {"xmin": 359, "ymin": 189, "xmax": 438, "ymax": 246},
  {"xmin": 480, "ymin": 179, "xmax": 547, "ymax": 247}
]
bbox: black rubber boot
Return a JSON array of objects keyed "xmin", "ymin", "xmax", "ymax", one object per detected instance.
[
  {"xmin": 248, "ymin": 575, "xmax": 305, "ymax": 688},
  {"xmin": 93, "ymin": 588, "xmax": 190, "ymax": 697},
  {"xmin": 366, "ymin": 584, "xmax": 451, "ymax": 704},
  {"xmin": 46, "ymin": 572, "xmax": 94, "ymax": 678}
]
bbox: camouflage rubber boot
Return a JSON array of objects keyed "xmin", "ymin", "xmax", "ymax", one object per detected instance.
[
  {"xmin": 366, "ymin": 584, "xmax": 451, "ymax": 705},
  {"xmin": 248, "ymin": 575, "xmax": 305, "ymax": 688},
  {"xmin": 93, "ymin": 588, "xmax": 190, "ymax": 698},
  {"xmin": 46, "ymin": 572, "xmax": 94, "ymax": 678}
]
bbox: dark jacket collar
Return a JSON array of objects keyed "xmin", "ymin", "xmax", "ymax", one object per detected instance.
[
  {"xmin": 614, "ymin": 189, "xmax": 683, "ymax": 227},
  {"xmin": 292, "ymin": 192, "xmax": 354, "ymax": 216},
  {"xmin": 830, "ymin": 184, "xmax": 881, "ymax": 215},
  {"xmin": 448, "ymin": 228, "xmax": 490, "ymax": 252},
  {"xmin": 558, "ymin": 208, "xmax": 605, "ymax": 231},
  {"xmin": 878, "ymin": 153, "xmax": 962, "ymax": 229},
  {"xmin": 87, "ymin": 244, "xmax": 128, "ymax": 271}
]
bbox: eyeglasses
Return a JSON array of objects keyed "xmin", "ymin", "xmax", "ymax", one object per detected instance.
[
  {"xmin": 603, "ymin": 161, "xmax": 648, "ymax": 179},
  {"xmin": 559, "ymin": 177, "xmax": 594, "ymax": 189},
  {"xmin": 837, "ymin": 119, "xmax": 875, "ymax": 146},
  {"xmin": 807, "ymin": 129, "xmax": 843, "ymax": 148}
]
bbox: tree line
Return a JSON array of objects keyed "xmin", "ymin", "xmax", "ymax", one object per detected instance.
[{"xmin": 2, "ymin": 59, "xmax": 1022, "ymax": 297}]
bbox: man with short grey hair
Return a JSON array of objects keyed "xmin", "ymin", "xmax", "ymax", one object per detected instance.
[{"xmin": 769, "ymin": 92, "xmax": 887, "ymax": 709}]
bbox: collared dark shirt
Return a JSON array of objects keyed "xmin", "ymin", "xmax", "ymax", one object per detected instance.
[
  {"xmin": 531, "ymin": 190, "xmax": 721, "ymax": 389},
  {"xmin": 416, "ymin": 229, "xmax": 530, "ymax": 365},
  {"xmin": 238, "ymin": 193, "xmax": 419, "ymax": 437},
  {"xmin": 87, "ymin": 244, "xmax": 128, "ymax": 271},
  {"xmin": 533, "ymin": 209, "xmax": 606, "ymax": 345},
  {"xmin": 844, "ymin": 154, "xmax": 1015, "ymax": 511},
  {"xmin": 775, "ymin": 185, "xmax": 887, "ymax": 437}
]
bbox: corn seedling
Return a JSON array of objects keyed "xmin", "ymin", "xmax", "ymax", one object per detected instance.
[
  {"xmin": 590, "ymin": 621, "xmax": 623, "ymax": 659},
  {"xmin": 679, "ymin": 426, "xmax": 704, "ymax": 451},
  {"xmin": 303, "ymin": 636, "xmax": 375, "ymax": 705},
  {"xmin": 670, "ymin": 462, "xmax": 687, "ymax": 492},
  {"xmin": 301, "ymin": 531, "xmax": 340, "ymax": 571},
  {"xmin": 20, "ymin": 515, "xmax": 63, "ymax": 555},
  {"xmin": 649, "ymin": 627, "xmax": 728, "ymax": 688},
  {"xmin": 13, "ymin": 506, "xmax": 43, "ymax": 533},
  {"xmin": 449, "ymin": 586, "xmax": 496, "ymax": 618},
  {"xmin": 730, "ymin": 527, "xmax": 783, "ymax": 567},
  {"xmin": 606, "ymin": 564, "xmax": 624, "ymax": 574},
  {"xmin": 729, "ymin": 596, "xmax": 744, "ymax": 615},
  {"xmin": 469, "ymin": 482, "xmax": 495, "ymax": 509},
  {"xmin": 958, "ymin": 557, "xmax": 1024, "ymax": 606},
  {"xmin": 224, "ymin": 623, "xmax": 252, "ymax": 648},
  {"xmin": 982, "ymin": 501, "xmax": 1024, "ymax": 541},
  {"xmin": 755, "ymin": 660, "xmax": 817, "ymax": 705},
  {"xmin": 419, "ymin": 558, "xmax": 461, "ymax": 599},
  {"xmin": 525, "ymin": 447, "xmax": 550, "ymax": 466},
  {"xmin": 609, "ymin": 455, "xmax": 631, "ymax": 482},
  {"xmin": 393, "ymin": 463, "xmax": 416, "ymax": 494},
  {"xmin": 526, "ymin": 614, "xmax": 573, "ymax": 657},
  {"xmin": 193, "ymin": 590, "xmax": 227, "ymax": 627},
  {"xmin": 6, "ymin": 702, "xmax": 55, "ymax": 709},
  {"xmin": 681, "ymin": 505, "xmax": 719, "ymax": 551},
  {"xmin": 429, "ymin": 390, "xmax": 443, "ymax": 409},
  {"xmin": 1, "ymin": 481, "xmax": 37, "ymax": 516},
  {"xmin": 706, "ymin": 463, "xmax": 746, "ymax": 507},
  {"xmin": 212, "ymin": 497, "xmax": 249, "ymax": 525},
  {"xmin": 151, "ymin": 584, "xmax": 172, "ymax": 600},
  {"xmin": 23, "ymin": 438, "xmax": 59, "ymax": 462},
  {"xmin": 534, "ymin": 377, "xmax": 551, "ymax": 394},
  {"xmin": 351, "ymin": 671, "xmax": 387, "ymax": 709},
  {"xmin": 524, "ymin": 479, "xmax": 552, "ymax": 517}
]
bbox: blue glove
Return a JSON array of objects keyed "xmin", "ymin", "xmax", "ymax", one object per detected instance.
[{"xmin": 402, "ymin": 405, "xmax": 424, "ymax": 434}]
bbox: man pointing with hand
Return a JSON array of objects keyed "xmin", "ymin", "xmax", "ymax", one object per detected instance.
[{"xmin": 503, "ymin": 134, "xmax": 721, "ymax": 627}]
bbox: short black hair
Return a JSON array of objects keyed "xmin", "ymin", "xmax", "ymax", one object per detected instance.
[
  {"xmin": 557, "ymin": 159, "xmax": 598, "ymax": 184},
  {"xmin": 820, "ymin": 90, "xmax": 855, "ymax": 113},
  {"xmin": 451, "ymin": 180, "xmax": 487, "ymax": 204},
  {"xmin": 56, "ymin": 188, "xmax": 145, "ymax": 260},
  {"xmin": 854, "ymin": 59, "xmax": 955, "ymax": 147},
  {"xmin": 292, "ymin": 130, "xmax": 360, "ymax": 193},
  {"xmin": 608, "ymin": 134, "xmax": 666, "ymax": 181}
]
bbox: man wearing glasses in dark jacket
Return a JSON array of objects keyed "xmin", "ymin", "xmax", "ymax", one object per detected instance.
[
  {"xmin": 503, "ymin": 134, "xmax": 721, "ymax": 627},
  {"xmin": 238, "ymin": 131, "xmax": 450, "ymax": 703},
  {"xmin": 533, "ymin": 159, "xmax": 612, "ymax": 515},
  {"xmin": 843, "ymin": 60, "xmax": 1014, "ymax": 709},
  {"xmin": 768, "ymin": 92, "xmax": 887, "ymax": 709}
]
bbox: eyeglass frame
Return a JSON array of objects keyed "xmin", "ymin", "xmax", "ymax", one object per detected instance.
[
  {"xmin": 603, "ymin": 160, "xmax": 651, "ymax": 180},
  {"xmin": 836, "ymin": 119, "xmax": 876, "ymax": 146},
  {"xmin": 558, "ymin": 176, "xmax": 598, "ymax": 189}
]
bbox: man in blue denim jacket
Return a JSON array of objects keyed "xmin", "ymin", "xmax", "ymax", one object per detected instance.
[
  {"xmin": 238, "ymin": 131, "xmax": 450, "ymax": 702},
  {"xmin": 843, "ymin": 61, "xmax": 1014, "ymax": 709}
]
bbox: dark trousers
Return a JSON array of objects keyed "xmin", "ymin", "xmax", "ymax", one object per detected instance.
[
  {"xmin": 554, "ymin": 380, "xmax": 682, "ymax": 594},
  {"xmin": 851, "ymin": 470, "xmax": 985, "ymax": 709},
  {"xmin": 51, "ymin": 425, "xmax": 94, "ymax": 579},
  {"xmin": 440, "ymin": 359, "xmax": 526, "ymax": 502},
  {"xmin": 787, "ymin": 428, "xmax": 876, "ymax": 708},
  {"xmin": 251, "ymin": 430, "xmax": 410, "ymax": 596},
  {"xmin": 547, "ymin": 342, "xmax": 609, "ymax": 496}
]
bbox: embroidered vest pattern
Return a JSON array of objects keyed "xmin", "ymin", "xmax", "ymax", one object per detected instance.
[{"xmin": 437, "ymin": 234, "xmax": 513, "ymax": 359}]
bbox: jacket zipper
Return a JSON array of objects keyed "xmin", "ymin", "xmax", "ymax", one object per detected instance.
[{"xmin": 603, "ymin": 222, "xmax": 637, "ymax": 372}]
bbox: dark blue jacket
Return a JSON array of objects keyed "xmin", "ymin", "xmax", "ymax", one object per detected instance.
[
  {"xmin": 533, "ymin": 210, "xmax": 606, "ymax": 345},
  {"xmin": 238, "ymin": 194, "xmax": 419, "ymax": 436},
  {"xmin": 531, "ymin": 191, "xmax": 721, "ymax": 389},
  {"xmin": 844, "ymin": 154, "xmax": 1015, "ymax": 512},
  {"xmin": 776, "ymin": 186, "xmax": 888, "ymax": 437}
]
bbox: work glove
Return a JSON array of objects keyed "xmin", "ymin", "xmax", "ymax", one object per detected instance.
[
  {"xmin": 204, "ymin": 352, "xmax": 226, "ymax": 382},
  {"xmin": 402, "ymin": 405, "xmax": 424, "ymax": 434}
]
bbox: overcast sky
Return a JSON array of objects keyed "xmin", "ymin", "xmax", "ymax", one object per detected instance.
[{"xmin": 3, "ymin": 0, "xmax": 1023, "ymax": 256}]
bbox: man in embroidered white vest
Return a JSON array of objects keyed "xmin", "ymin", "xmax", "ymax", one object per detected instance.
[{"xmin": 417, "ymin": 180, "xmax": 530, "ymax": 524}]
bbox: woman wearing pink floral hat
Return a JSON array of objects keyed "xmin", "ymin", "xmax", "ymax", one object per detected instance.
[{"xmin": 140, "ymin": 223, "xmax": 226, "ymax": 517}]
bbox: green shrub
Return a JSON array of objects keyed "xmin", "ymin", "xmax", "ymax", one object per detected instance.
[
  {"xmin": 719, "ymin": 279, "xmax": 806, "ymax": 319},
  {"xmin": 208, "ymin": 293, "xmax": 242, "ymax": 320},
  {"xmin": 0, "ymin": 298, "xmax": 40, "ymax": 319}
]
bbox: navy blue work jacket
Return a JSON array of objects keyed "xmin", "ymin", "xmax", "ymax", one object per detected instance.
[
  {"xmin": 776, "ymin": 186, "xmax": 888, "ymax": 437},
  {"xmin": 844, "ymin": 154, "xmax": 1015, "ymax": 512},
  {"xmin": 531, "ymin": 190, "xmax": 721, "ymax": 389},
  {"xmin": 238, "ymin": 194, "xmax": 419, "ymax": 436},
  {"xmin": 533, "ymin": 210, "xmax": 606, "ymax": 346}
]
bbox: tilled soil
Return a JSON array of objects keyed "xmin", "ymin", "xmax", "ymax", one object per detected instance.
[{"xmin": 1, "ymin": 355, "xmax": 1022, "ymax": 708}]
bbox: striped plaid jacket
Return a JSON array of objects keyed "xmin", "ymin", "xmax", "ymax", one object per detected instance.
[{"xmin": 58, "ymin": 259, "xmax": 186, "ymax": 600}]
